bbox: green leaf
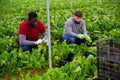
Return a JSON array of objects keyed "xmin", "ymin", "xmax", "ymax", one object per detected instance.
[{"xmin": 74, "ymin": 66, "xmax": 81, "ymax": 73}]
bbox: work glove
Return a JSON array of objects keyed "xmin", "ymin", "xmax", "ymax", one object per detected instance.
[
  {"xmin": 42, "ymin": 39, "xmax": 48, "ymax": 45},
  {"xmin": 84, "ymin": 35, "xmax": 92, "ymax": 42},
  {"xmin": 34, "ymin": 39, "xmax": 43, "ymax": 45},
  {"xmin": 42, "ymin": 35, "xmax": 48, "ymax": 45},
  {"xmin": 77, "ymin": 34, "xmax": 85, "ymax": 39}
]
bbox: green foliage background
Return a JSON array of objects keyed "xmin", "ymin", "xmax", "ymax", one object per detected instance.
[{"xmin": 0, "ymin": 0, "xmax": 120, "ymax": 79}]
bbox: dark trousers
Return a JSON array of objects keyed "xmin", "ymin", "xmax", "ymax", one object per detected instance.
[
  {"xmin": 19, "ymin": 44, "xmax": 37, "ymax": 52},
  {"xmin": 63, "ymin": 34, "xmax": 86, "ymax": 45}
]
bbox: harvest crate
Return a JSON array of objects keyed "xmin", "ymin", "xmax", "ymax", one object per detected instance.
[{"xmin": 97, "ymin": 39, "xmax": 120, "ymax": 80}]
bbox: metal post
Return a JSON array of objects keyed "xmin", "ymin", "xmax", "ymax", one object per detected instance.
[{"xmin": 46, "ymin": 0, "xmax": 52, "ymax": 68}]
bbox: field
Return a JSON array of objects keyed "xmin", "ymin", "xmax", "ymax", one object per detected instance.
[{"xmin": 0, "ymin": 0, "xmax": 120, "ymax": 80}]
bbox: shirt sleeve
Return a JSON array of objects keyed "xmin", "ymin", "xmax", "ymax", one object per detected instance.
[
  {"xmin": 42, "ymin": 32, "xmax": 48, "ymax": 40},
  {"xmin": 81, "ymin": 20, "xmax": 87, "ymax": 35},
  {"xmin": 19, "ymin": 34, "xmax": 35, "ymax": 45},
  {"xmin": 65, "ymin": 21, "xmax": 78, "ymax": 37}
]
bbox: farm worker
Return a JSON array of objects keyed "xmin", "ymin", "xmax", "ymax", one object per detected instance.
[
  {"xmin": 17, "ymin": 12, "xmax": 48, "ymax": 52},
  {"xmin": 63, "ymin": 10, "xmax": 92, "ymax": 45}
]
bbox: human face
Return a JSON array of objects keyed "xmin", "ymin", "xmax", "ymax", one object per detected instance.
[
  {"xmin": 28, "ymin": 17, "xmax": 38, "ymax": 27},
  {"xmin": 73, "ymin": 15, "xmax": 82, "ymax": 24}
]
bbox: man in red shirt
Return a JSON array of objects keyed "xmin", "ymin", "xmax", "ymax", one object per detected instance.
[{"xmin": 18, "ymin": 12, "xmax": 48, "ymax": 52}]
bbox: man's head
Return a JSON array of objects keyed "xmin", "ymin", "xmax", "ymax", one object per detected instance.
[
  {"xmin": 73, "ymin": 11, "xmax": 82, "ymax": 24},
  {"xmin": 28, "ymin": 12, "xmax": 38, "ymax": 27}
]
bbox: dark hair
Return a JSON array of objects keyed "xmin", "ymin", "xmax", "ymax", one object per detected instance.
[
  {"xmin": 74, "ymin": 11, "xmax": 82, "ymax": 17},
  {"xmin": 28, "ymin": 12, "xmax": 38, "ymax": 20}
]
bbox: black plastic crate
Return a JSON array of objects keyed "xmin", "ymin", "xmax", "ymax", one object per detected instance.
[{"xmin": 97, "ymin": 39, "xmax": 120, "ymax": 80}]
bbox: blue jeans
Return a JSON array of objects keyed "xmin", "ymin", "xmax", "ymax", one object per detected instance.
[
  {"xmin": 19, "ymin": 45, "xmax": 37, "ymax": 52},
  {"xmin": 63, "ymin": 34, "xmax": 86, "ymax": 45}
]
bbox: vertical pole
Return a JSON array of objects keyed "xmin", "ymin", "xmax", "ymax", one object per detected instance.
[{"xmin": 46, "ymin": 0, "xmax": 52, "ymax": 68}]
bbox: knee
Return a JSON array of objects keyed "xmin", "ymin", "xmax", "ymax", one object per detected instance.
[
  {"xmin": 19, "ymin": 45, "xmax": 31, "ymax": 52},
  {"xmin": 63, "ymin": 35, "xmax": 75, "ymax": 44},
  {"xmin": 67, "ymin": 38, "xmax": 75, "ymax": 44}
]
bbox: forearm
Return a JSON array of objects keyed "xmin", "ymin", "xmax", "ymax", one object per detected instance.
[
  {"xmin": 42, "ymin": 32, "xmax": 48, "ymax": 40},
  {"xmin": 66, "ymin": 26, "xmax": 78, "ymax": 37},
  {"xmin": 69, "ymin": 32, "xmax": 78, "ymax": 37},
  {"xmin": 82, "ymin": 28, "xmax": 87, "ymax": 35},
  {"xmin": 19, "ymin": 34, "xmax": 35, "ymax": 45}
]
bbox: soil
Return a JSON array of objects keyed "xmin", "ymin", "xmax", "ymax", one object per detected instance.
[
  {"xmin": 31, "ymin": 69, "xmax": 45, "ymax": 77},
  {"xmin": 3, "ymin": 74, "xmax": 9, "ymax": 80},
  {"xmin": 2, "ymin": 67, "xmax": 48, "ymax": 80}
]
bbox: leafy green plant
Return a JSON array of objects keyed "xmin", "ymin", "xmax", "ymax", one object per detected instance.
[{"xmin": 0, "ymin": 0, "xmax": 119, "ymax": 79}]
